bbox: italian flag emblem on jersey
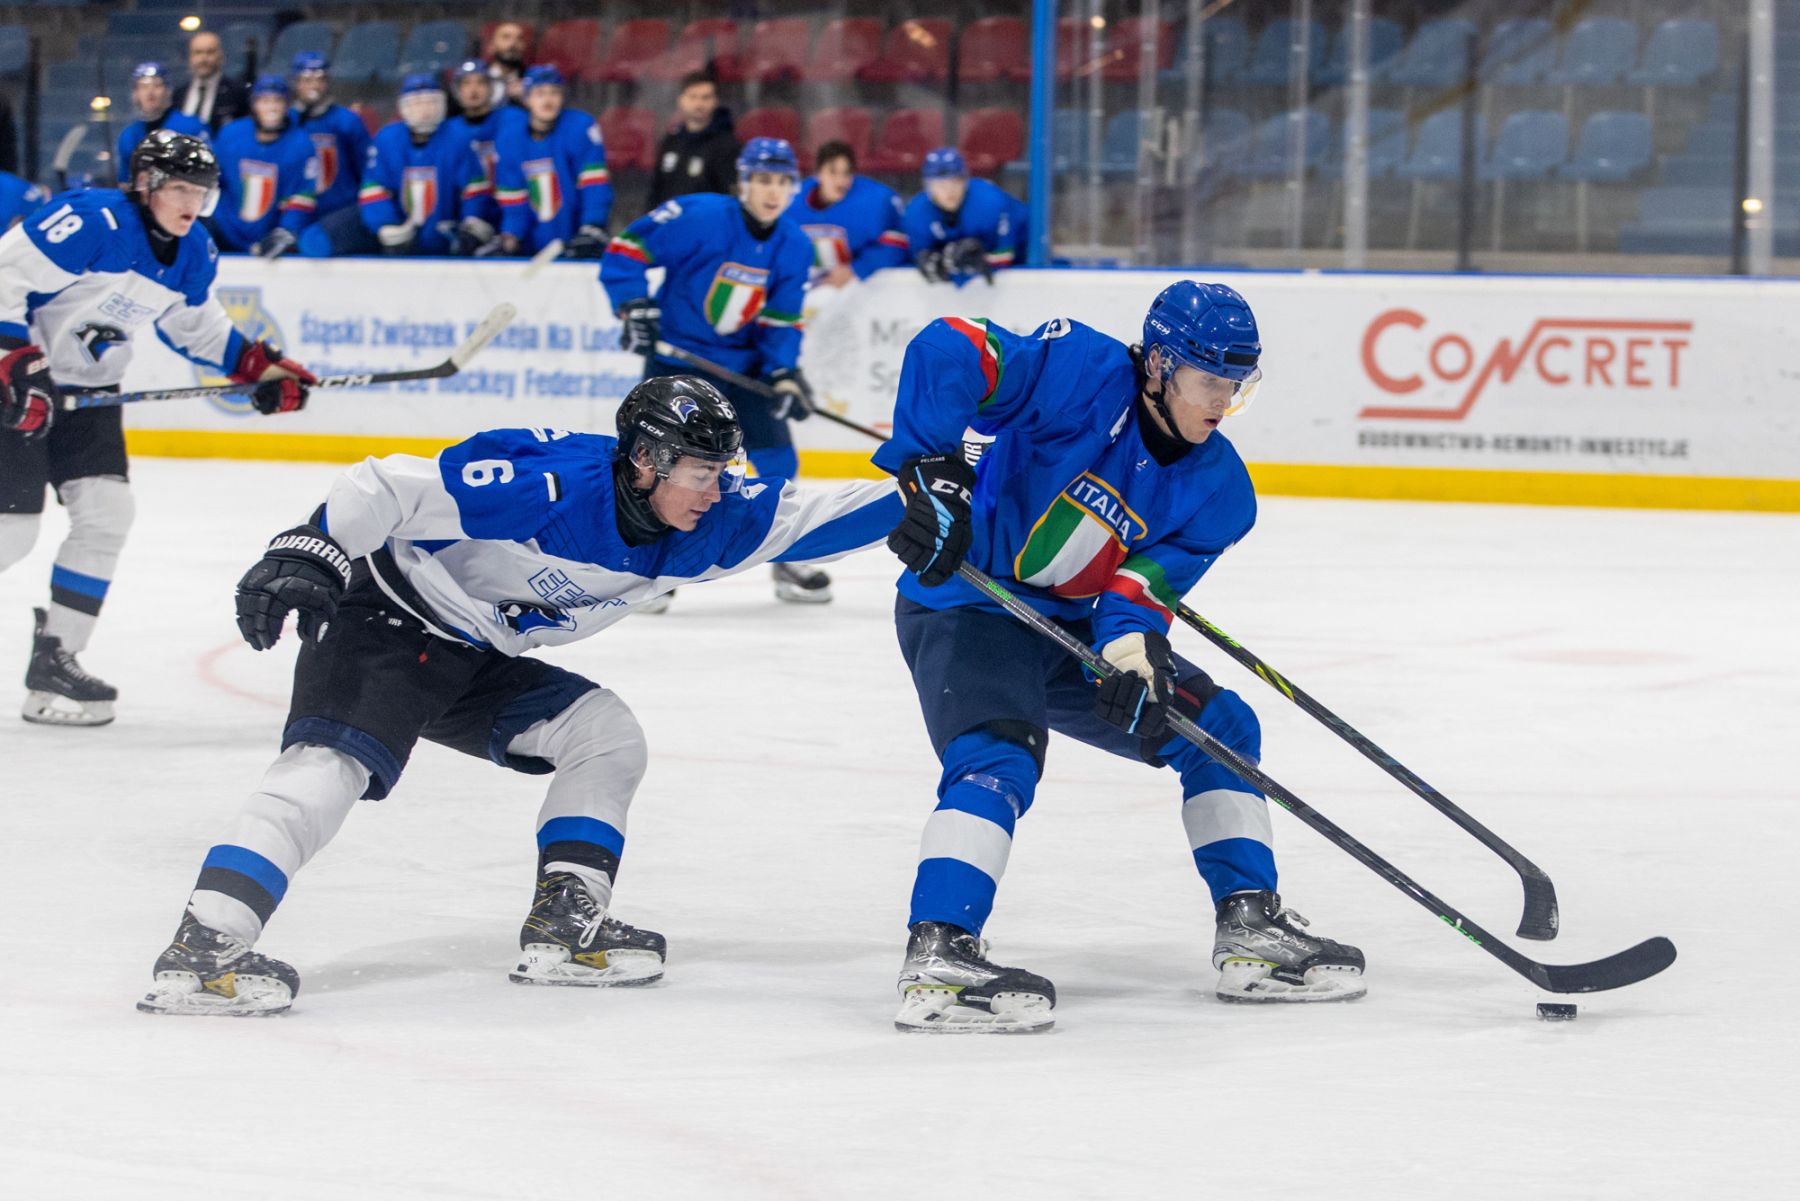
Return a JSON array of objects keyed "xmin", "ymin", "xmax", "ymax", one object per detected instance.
[
  {"xmin": 1015, "ymin": 473, "xmax": 1150, "ymax": 601},
  {"xmin": 310, "ymin": 133, "xmax": 339, "ymax": 192},
  {"xmin": 705, "ymin": 263, "xmax": 770, "ymax": 335},
  {"xmin": 803, "ymin": 224, "xmax": 851, "ymax": 271},
  {"xmin": 943, "ymin": 316, "xmax": 1003, "ymax": 402},
  {"xmin": 238, "ymin": 160, "xmax": 278, "ymax": 222},
  {"xmin": 401, "ymin": 166, "xmax": 438, "ymax": 221},
  {"xmin": 524, "ymin": 158, "xmax": 562, "ymax": 221}
]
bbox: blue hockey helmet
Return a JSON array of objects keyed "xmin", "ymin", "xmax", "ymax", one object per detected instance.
[
  {"xmin": 522, "ymin": 63, "xmax": 566, "ymax": 91},
  {"xmin": 452, "ymin": 57, "xmax": 489, "ymax": 82},
  {"xmin": 736, "ymin": 136, "xmax": 799, "ymax": 181},
  {"xmin": 291, "ymin": 51, "xmax": 329, "ymax": 75},
  {"xmin": 399, "ymin": 72, "xmax": 442, "ymax": 98},
  {"xmin": 922, "ymin": 147, "xmax": 967, "ymax": 180},
  {"xmin": 250, "ymin": 73, "xmax": 289, "ymax": 100},
  {"xmin": 132, "ymin": 61, "xmax": 169, "ymax": 82},
  {"xmin": 1143, "ymin": 281, "xmax": 1263, "ymax": 412}
]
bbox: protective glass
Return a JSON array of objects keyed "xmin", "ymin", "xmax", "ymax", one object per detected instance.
[
  {"xmin": 1225, "ymin": 367, "xmax": 1263, "ymax": 417},
  {"xmin": 654, "ymin": 448, "xmax": 748, "ymax": 496},
  {"xmin": 157, "ymin": 177, "xmax": 220, "ymax": 218},
  {"xmin": 398, "ymin": 91, "xmax": 447, "ymax": 133}
]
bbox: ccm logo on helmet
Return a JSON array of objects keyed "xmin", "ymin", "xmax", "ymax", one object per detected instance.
[{"xmin": 1358, "ymin": 309, "xmax": 1692, "ymax": 422}]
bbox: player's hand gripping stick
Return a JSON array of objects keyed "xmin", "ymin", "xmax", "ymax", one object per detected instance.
[
  {"xmin": 235, "ymin": 524, "xmax": 354, "ymax": 651},
  {"xmin": 1093, "ymin": 631, "xmax": 1179, "ymax": 739},
  {"xmin": 618, "ymin": 299, "xmax": 661, "ymax": 356},
  {"xmin": 230, "ymin": 339, "xmax": 318, "ymax": 416},
  {"xmin": 889, "ymin": 454, "xmax": 976, "ymax": 588},
  {"xmin": 766, "ymin": 366, "xmax": 815, "ymax": 421}
]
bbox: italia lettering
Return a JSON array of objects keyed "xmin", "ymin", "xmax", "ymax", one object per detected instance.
[{"xmin": 1064, "ymin": 476, "xmax": 1143, "ymax": 544}]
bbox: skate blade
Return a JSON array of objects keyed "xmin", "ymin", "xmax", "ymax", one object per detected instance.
[
  {"xmin": 509, "ymin": 945, "xmax": 664, "ymax": 988},
  {"xmin": 136, "ymin": 971, "xmax": 293, "ymax": 1017},
  {"xmin": 894, "ymin": 985, "xmax": 1054, "ymax": 1034},
  {"xmin": 1214, "ymin": 958, "xmax": 1367, "ymax": 1004},
  {"xmin": 22, "ymin": 691, "xmax": 114, "ymax": 727},
  {"xmin": 773, "ymin": 582, "xmax": 833, "ymax": 604}
]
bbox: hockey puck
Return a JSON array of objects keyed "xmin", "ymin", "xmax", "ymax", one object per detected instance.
[{"xmin": 1536, "ymin": 1002, "xmax": 1578, "ymax": 1021}]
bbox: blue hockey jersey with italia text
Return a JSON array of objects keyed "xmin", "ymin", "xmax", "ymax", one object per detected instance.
[
  {"xmin": 444, "ymin": 108, "xmax": 504, "ymax": 204},
  {"xmin": 493, "ymin": 107, "xmax": 612, "ymax": 252},
  {"xmin": 357, "ymin": 120, "xmax": 496, "ymax": 253},
  {"xmin": 600, "ymin": 192, "xmax": 812, "ymax": 375},
  {"xmin": 901, "ymin": 178, "xmax": 1020, "ymax": 284},
  {"xmin": 870, "ymin": 317, "xmax": 1257, "ymax": 651},
  {"xmin": 296, "ymin": 102, "xmax": 372, "ymax": 217},
  {"xmin": 209, "ymin": 116, "xmax": 318, "ymax": 251},
  {"xmin": 785, "ymin": 175, "xmax": 909, "ymax": 281}
]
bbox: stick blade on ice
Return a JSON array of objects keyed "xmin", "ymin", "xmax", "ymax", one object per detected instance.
[{"xmin": 1528, "ymin": 936, "xmax": 1677, "ymax": 994}]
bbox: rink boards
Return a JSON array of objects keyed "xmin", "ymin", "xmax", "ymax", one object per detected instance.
[{"xmin": 115, "ymin": 258, "xmax": 1800, "ymax": 511}]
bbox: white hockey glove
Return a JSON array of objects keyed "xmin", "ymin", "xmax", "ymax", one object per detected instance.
[
  {"xmin": 1093, "ymin": 630, "xmax": 1178, "ymax": 739},
  {"xmin": 377, "ymin": 222, "xmax": 418, "ymax": 255}
]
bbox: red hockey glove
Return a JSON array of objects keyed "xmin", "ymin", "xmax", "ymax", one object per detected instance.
[
  {"xmin": 0, "ymin": 342, "xmax": 58, "ymax": 440},
  {"xmin": 231, "ymin": 339, "xmax": 318, "ymax": 415}
]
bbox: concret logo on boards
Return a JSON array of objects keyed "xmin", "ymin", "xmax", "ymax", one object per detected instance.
[{"xmin": 1357, "ymin": 308, "xmax": 1693, "ymax": 421}]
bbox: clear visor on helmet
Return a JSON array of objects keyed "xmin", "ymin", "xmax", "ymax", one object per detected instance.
[
  {"xmin": 151, "ymin": 175, "xmax": 221, "ymax": 218},
  {"xmin": 640, "ymin": 442, "xmax": 747, "ymax": 495},
  {"xmin": 398, "ymin": 90, "xmax": 447, "ymax": 134},
  {"xmin": 1224, "ymin": 366, "xmax": 1262, "ymax": 417}
]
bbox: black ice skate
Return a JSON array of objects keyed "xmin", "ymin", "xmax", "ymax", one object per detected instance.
[
  {"xmin": 771, "ymin": 562, "xmax": 832, "ymax": 604},
  {"xmin": 21, "ymin": 607, "xmax": 116, "ymax": 727},
  {"xmin": 137, "ymin": 912, "xmax": 300, "ymax": 1017},
  {"xmin": 509, "ymin": 871, "xmax": 665, "ymax": 987},
  {"xmin": 895, "ymin": 920, "xmax": 1056, "ymax": 1033},
  {"xmin": 1212, "ymin": 890, "xmax": 1366, "ymax": 1003}
]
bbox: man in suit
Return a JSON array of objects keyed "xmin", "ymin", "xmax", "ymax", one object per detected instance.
[{"xmin": 174, "ymin": 31, "xmax": 249, "ymax": 134}]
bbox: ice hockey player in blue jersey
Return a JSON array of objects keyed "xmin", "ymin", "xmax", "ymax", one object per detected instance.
[
  {"xmin": 603, "ymin": 136, "xmax": 830, "ymax": 605},
  {"xmin": 0, "ymin": 131, "xmax": 316, "ymax": 727},
  {"xmin": 206, "ymin": 74, "xmax": 318, "ymax": 259},
  {"xmin": 299, "ymin": 73, "xmax": 496, "ymax": 259},
  {"xmin": 873, "ymin": 282, "xmax": 1366, "ymax": 1032},
  {"xmin": 785, "ymin": 140, "xmax": 909, "ymax": 288},
  {"xmin": 290, "ymin": 52, "xmax": 370, "ymax": 221},
  {"xmin": 116, "ymin": 62, "xmax": 210, "ymax": 184},
  {"xmin": 0, "ymin": 172, "xmax": 49, "ymax": 230},
  {"xmin": 492, "ymin": 65, "xmax": 612, "ymax": 259},
  {"xmin": 136, "ymin": 376, "xmax": 903, "ymax": 1016},
  {"xmin": 902, "ymin": 147, "xmax": 1019, "ymax": 287},
  {"xmin": 444, "ymin": 59, "xmax": 504, "ymax": 207}
]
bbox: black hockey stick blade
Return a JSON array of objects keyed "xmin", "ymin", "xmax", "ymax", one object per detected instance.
[
  {"xmin": 1523, "ymin": 936, "xmax": 1677, "ymax": 994},
  {"xmin": 60, "ymin": 302, "xmax": 518, "ymax": 410},
  {"xmin": 651, "ymin": 341, "xmax": 891, "ymax": 442}
]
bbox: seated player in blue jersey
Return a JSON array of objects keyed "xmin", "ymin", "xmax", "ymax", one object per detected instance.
[
  {"xmin": 0, "ymin": 171, "xmax": 49, "ymax": 231},
  {"xmin": 902, "ymin": 147, "xmax": 1020, "ymax": 287},
  {"xmin": 444, "ymin": 59, "xmax": 503, "ymax": 210},
  {"xmin": 290, "ymin": 52, "xmax": 370, "ymax": 223},
  {"xmin": 135, "ymin": 376, "xmax": 904, "ymax": 1016},
  {"xmin": 491, "ymin": 65, "xmax": 612, "ymax": 259},
  {"xmin": 785, "ymin": 140, "xmax": 909, "ymax": 289},
  {"xmin": 873, "ymin": 283, "xmax": 1366, "ymax": 1032},
  {"xmin": 602, "ymin": 136, "xmax": 832, "ymax": 606},
  {"xmin": 300, "ymin": 74, "xmax": 496, "ymax": 259},
  {"xmin": 0, "ymin": 131, "xmax": 315, "ymax": 727},
  {"xmin": 116, "ymin": 62, "xmax": 209, "ymax": 184},
  {"xmin": 206, "ymin": 75, "xmax": 318, "ymax": 259}
]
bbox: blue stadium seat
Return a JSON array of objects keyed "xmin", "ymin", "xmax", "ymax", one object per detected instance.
[
  {"xmin": 1482, "ymin": 110, "xmax": 1568, "ymax": 180},
  {"xmin": 1316, "ymin": 18, "xmax": 1403, "ymax": 87},
  {"xmin": 0, "ymin": 25, "xmax": 28, "ymax": 78},
  {"xmin": 1394, "ymin": 108, "xmax": 1485, "ymax": 180},
  {"xmin": 1324, "ymin": 109, "xmax": 1406, "ymax": 177},
  {"xmin": 1628, "ymin": 19, "xmax": 1719, "ymax": 87},
  {"xmin": 1617, "ymin": 186, "xmax": 1734, "ymax": 255},
  {"xmin": 1482, "ymin": 19, "xmax": 1555, "ymax": 86},
  {"xmin": 1543, "ymin": 18, "xmax": 1636, "ymax": 87},
  {"xmin": 1202, "ymin": 108, "xmax": 1253, "ymax": 174},
  {"xmin": 1197, "ymin": 18, "xmax": 1250, "ymax": 87},
  {"xmin": 332, "ymin": 20, "xmax": 400, "ymax": 84},
  {"xmin": 270, "ymin": 21, "xmax": 339, "ymax": 73},
  {"xmin": 1556, "ymin": 111, "xmax": 1652, "ymax": 182},
  {"xmin": 107, "ymin": 13, "xmax": 186, "ymax": 39},
  {"xmin": 1386, "ymin": 19, "xmax": 1477, "ymax": 88},
  {"xmin": 219, "ymin": 21, "xmax": 276, "ymax": 74},
  {"xmin": 1657, "ymin": 154, "xmax": 1734, "ymax": 186},
  {"xmin": 1246, "ymin": 109, "xmax": 1330, "ymax": 178},
  {"xmin": 1246, "ymin": 19, "xmax": 1326, "ymax": 86},
  {"xmin": 1101, "ymin": 110, "xmax": 1147, "ymax": 177},
  {"xmin": 1049, "ymin": 108, "xmax": 1087, "ymax": 174},
  {"xmin": 398, "ymin": 19, "xmax": 469, "ymax": 78}
]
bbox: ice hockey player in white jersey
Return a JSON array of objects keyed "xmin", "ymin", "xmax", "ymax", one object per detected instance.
[
  {"xmin": 0, "ymin": 129, "xmax": 315, "ymax": 727},
  {"xmin": 138, "ymin": 376, "xmax": 902, "ymax": 1016}
]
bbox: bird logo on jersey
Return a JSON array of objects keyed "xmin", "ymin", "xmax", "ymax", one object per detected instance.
[
  {"xmin": 704, "ymin": 263, "xmax": 769, "ymax": 336},
  {"xmin": 238, "ymin": 161, "xmax": 279, "ymax": 222},
  {"xmin": 401, "ymin": 166, "xmax": 438, "ymax": 222},
  {"xmin": 523, "ymin": 159, "xmax": 562, "ymax": 222},
  {"xmin": 309, "ymin": 133, "xmax": 340, "ymax": 193},
  {"xmin": 72, "ymin": 323, "xmax": 129, "ymax": 364}
]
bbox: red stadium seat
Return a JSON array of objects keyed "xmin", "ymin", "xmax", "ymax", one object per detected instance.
[
  {"xmin": 537, "ymin": 18, "xmax": 599, "ymax": 81},
  {"xmin": 958, "ymin": 16, "xmax": 1026, "ymax": 84},
  {"xmin": 803, "ymin": 106, "xmax": 875, "ymax": 169},
  {"xmin": 858, "ymin": 19, "xmax": 951, "ymax": 84},
  {"xmin": 864, "ymin": 107, "xmax": 946, "ymax": 175},
  {"xmin": 351, "ymin": 103, "xmax": 385, "ymax": 136},
  {"xmin": 587, "ymin": 19, "xmax": 670, "ymax": 85},
  {"xmin": 957, "ymin": 108, "xmax": 1026, "ymax": 175},
  {"xmin": 1055, "ymin": 16, "xmax": 1096, "ymax": 82},
  {"xmin": 737, "ymin": 106, "xmax": 802, "ymax": 149},
  {"xmin": 479, "ymin": 21, "xmax": 536, "ymax": 64},
  {"xmin": 806, "ymin": 18, "xmax": 882, "ymax": 84},
  {"xmin": 648, "ymin": 19, "xmax": 742, "ymax": 84},
  {"xmin": 742, "ymin": 18, "xmax": 812, "ymax": 84},
  {"xmin": 1101, "ymin": 18, "xmax": 1176, "ymax": 81},
  {"xmin": 599, "ymin": 106, "xmax": 657, "ymax": 173}
]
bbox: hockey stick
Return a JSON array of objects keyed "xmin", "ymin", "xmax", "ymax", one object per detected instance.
[
  {"xmin": 521, "ymin": 238, "xmax": 564, "ymax": 279},
  {"xmin": 51, "ymin": 122, "xmax": 87, "ymax": 192},
  {"xmin": 651, "ymin": 341, "xmax": 891, "ymax": 441},
  {"xmin": 1177, "ymin": 606, "xmax": 1561, "ymax": 941},
  {"xmin": 59, "ymin": 302, "xmax": 518, "ymax": 410},
  {"xmin": 954, "ymin": 562, "xmax": 1676, "ymax": 994}
]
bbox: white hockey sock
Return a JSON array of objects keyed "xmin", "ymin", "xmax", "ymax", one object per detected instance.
[
  {"xmin": 0, "ymin": 513, "xmax": 40, "ymax": 573},
  {"xmin": 44, "ymin": 476, "xmax": 134, "ymax": 654}
]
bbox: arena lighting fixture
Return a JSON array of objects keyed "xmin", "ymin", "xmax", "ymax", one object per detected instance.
[
  {"xmin": 180, "ymin": 16, "xmax": 202, "ymax": 33},
  {"xmin": 1743, "ymin": 197, "xmax": 1765, "ymax": 214},
  {"xmin": 89, "ymin": 96, "xmax": 111, "ymax": 111},
  {"xmin": 1090, "ymin": 15, "xmax": 1107, "ymax": 29}
]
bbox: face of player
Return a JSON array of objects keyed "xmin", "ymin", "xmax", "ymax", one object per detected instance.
[
  {"xmin": 926, "ymin": 176, "xmax": 968, "ymax": 213},
  {"xmin": 188, "ymin": 33, "xmax": 222, "ymax": 81},
  {"xmin": 133, "ymin": 77, "xmax": 171, "ymax": 120},
  {"xmin": 740, "ymin": 171, "xmax": 796, "ymax": 225},
  {"xmin": 677, "ymin": 82, "xmax": 717, "ymax": 131},
  {"xmin": 637, "ymin": 454, "xmax": 730, "ymax": 530},
  {"xmin": 525, "ymin": 84, "xmax": 563, "ymax": 127},
  {"xmin": 143, "ymin": 179, "xmax": 210, "ymax": 237},
  {"xmin": 1151, "ymin": 352, "xmax": 1239, "ymax": 444},
  {"xmin": 252, "ymin": 93, "xmax": 289, "ymax": 133},
  {"xmin": 815, "ymin": 157, "xmax": 854, "ymax": 205},
  {"xmin": 399, "ymin": 90, "xmax": 447, "ymax": 137},
  {"xmin": 293, "ymin": 70, "xmax": 329, "ymax": 108},
  {"xmin": 456, "ymin": 72, "xmax": 492, "ymax": 115}
]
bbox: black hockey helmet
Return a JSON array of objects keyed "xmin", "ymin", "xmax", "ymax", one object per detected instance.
[
  {"xmin": 128, "ymin": 128, "xmax": 221, "ymax": 212},
  {"xmin": 615, "ymin": 375, "xmax": 745, "ymax": 491}
]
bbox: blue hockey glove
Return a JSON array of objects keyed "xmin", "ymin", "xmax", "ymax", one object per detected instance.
[
  {"xmin": 235, "ymin": 523, "xmax": 353, "ymax": 650},
  {"xmin": 1093, "ymin": 630, "xmax": 1178, "ymax": 739},
  {"xmin": 888, "ymin": 454, "xmax": 976, "ymax": 588},
  {"xmin": 766, "ymin": 367, "xmax": 814, "ymax": 421}
]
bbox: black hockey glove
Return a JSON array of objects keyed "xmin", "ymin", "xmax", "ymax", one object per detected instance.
[
  {"xmin": 947, "ymin": 237, "xmax": 994, "ymax": 283},
  {"xmin": 235, "ymin": 523, "xmax": 354, "ymax": 651},
  {"xmin": 888, "ymin": 454, "xmax": 976, "ymax": 588},
  {"xmin": 915, "ymin": 248, "xmax": 949, "ymax": 284},
  {"xmin": 618, "ymin": 298, "xmax": 660, "ymax": 356},
  {"xmin": 0, "ymin": 341, "xmax": 58, "ymax": 440},
  {"xmin": 1093, "ymin": 630, "xmax": 1178, "ymax": 740},
  {"xmin": 766, "ymin": 366, "xmax": 814, "ymax": 421},
  {"xmin": 251, "ymin": 227, "xmax": 297, "ymax": 260},
  {"xmin": 444, "ymin": 216, "xmax": 497, "ymax": 257},
  {"xmin": 565, "ymin": 224, "xmax": 608, "ymax": 259}
]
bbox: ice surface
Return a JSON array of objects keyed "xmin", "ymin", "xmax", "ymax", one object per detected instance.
[{"xmin": 1, "ymin": 459, "xmax": 1794, "ymax": 1199}]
